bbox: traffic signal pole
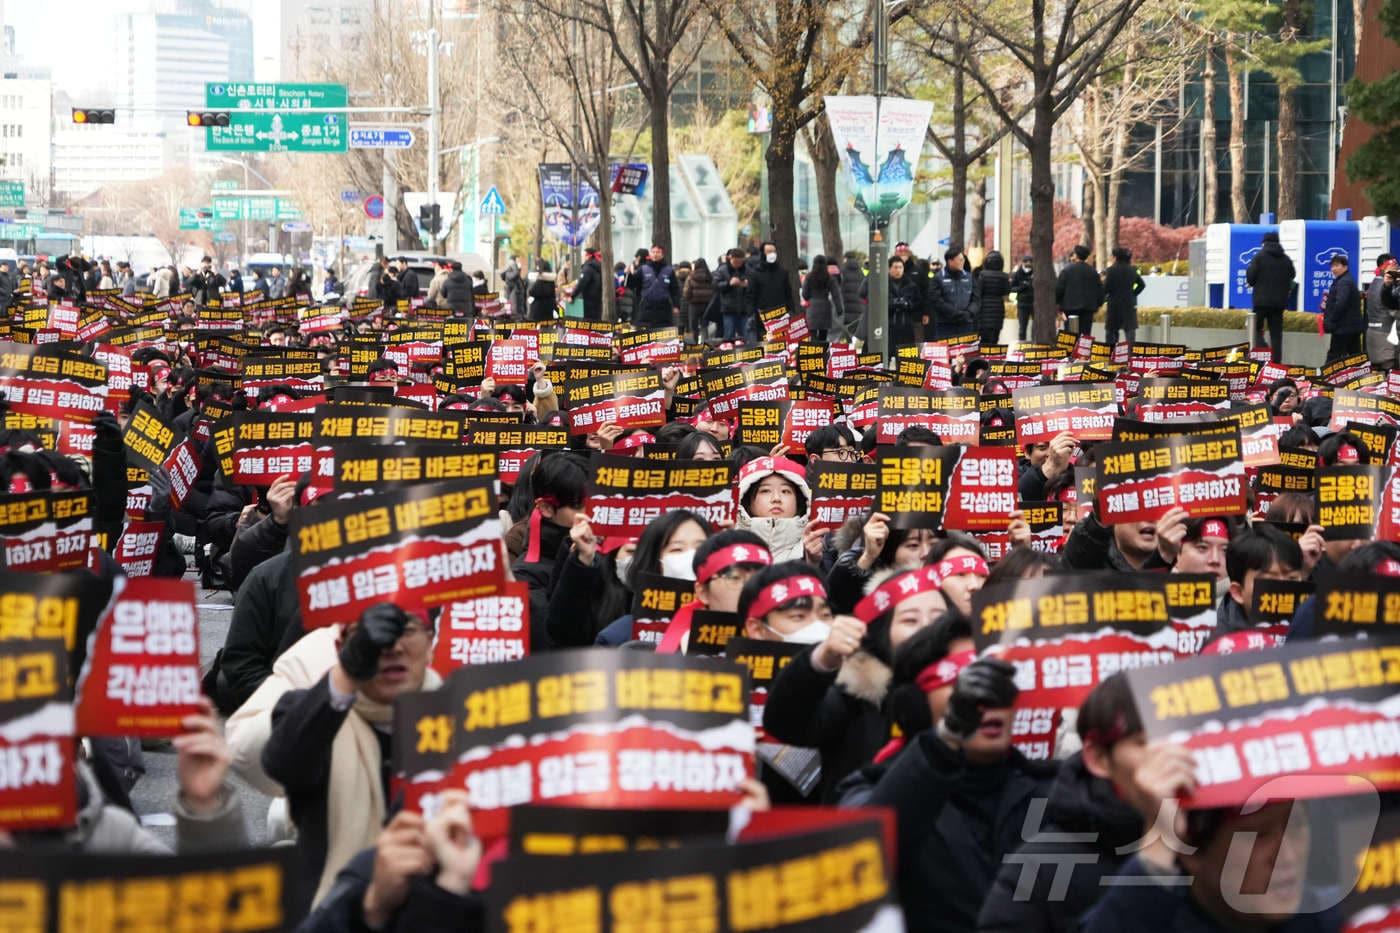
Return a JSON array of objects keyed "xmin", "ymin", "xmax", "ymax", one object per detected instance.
[
  {"xmin": 425, "ymin": 15, "xmax": 442, "ymax": 250},
  {"xmin": 866, "ymin": 0, "xmax": 890, "ymax": 361}
]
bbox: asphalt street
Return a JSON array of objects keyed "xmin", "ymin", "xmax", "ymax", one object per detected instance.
[{"xmin": 129, "ymin": 581, "xmax": 275, "ymax": 848}]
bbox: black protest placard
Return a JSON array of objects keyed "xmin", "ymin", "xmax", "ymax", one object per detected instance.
[
  {"xmin": 1346, "ymin": 421, "xmax": 1398, "ymax": 464},
  {"xmin": 486, "ymin": 818, "xmax": 895, "ymax": 933},
  {"xmin": 971, "ymin": 571, "xmax": 1178, "ymax": 709},
  {"xmin": 1254, "ymin": 463, "xmax": 1317, "ymax": 517},
  {"xmin": 685, "ymin": 609, "xmax": 744, "ymax": 656},
  {"xmin": 1330, "ymin": 388, "xmax": 1400, "ymax": 429},
  {"xmin": 1342, "ymin": 805, "xmax": 1400, "ymax": 933},
  {"xmin": 734, "ymin": 400, "xmax": 789, "ymax": 448},
  {"xmin": 0, "ymin": 342, "xmax": 109, "ymax": 423},
  {"xmin": 290, "ymin": 476, "xmax": 503, "ymax": 628},
  {"xmin": 119, "ymin": 401, "xmax": 180, "ymax": 472},
  {"xmin": 616, "ymin": 326, "xmax": 683, "ymax": 366},
  {"xmin": 586, "ymin": 455, "xmax": 735, "ymax": 537},
  {"xmin": 725, "ymin": 636, "xmax": 803, "ymax": 738},
  {"xmin": 807, "ymin": 461, "xmax": 877, "ymax": 532},
  {"xmin": 971, "ymin": 500, "xmax": 1064, "ymax": 561},
  {"xmin": 875, "ymin": 445, "xmax": 962, "ymax": 530},
  {"xmin": 1137, "ymin": 377, "xmax": 1232, "ymax": 421},
  {"xmin": 466, "ymin": 422, "xmax": 569, "ymax": 485},
  {"xmin": 565, "ymin": 371, "xmax": 667, "ymax": 436},
  {"xmin": 1094, "ymin": 430, "xmax": 1248, "ymax": 524},
  {"xmin": 1316, "ymin": 464, "xmax": 1382, "ymax": 540},
  {"xmin": 630, "ymin": 573, "xmax": 698, "ymax": 645},
  {"xmin": 1166, "ymin": 573, "xmax": 1219, "ymax": 655},
  {"xmin": 1249, "ymin": 578, "xmax": 1315, "ymax": 626},
  {"xmin": 1312, "ymin": 573, "xmax": 1400, "ymax": 638},
  {"xmin": 1123, "ymin": 637, "xmax": 1400, "ymax": 808},
  {"xmin": 874, "ymin": 385, "xmax": 980, "ymax": 444},
  {"xmin": 393, "ymin": 649, "xmax": 753, "ymax": 841},
  {"xmin": 701, "ymin": 359, "xmax": 789, "ymax": 421},
  {"xmin": 229, "ymin": 410, "xmax": 314, "ymax": 486},
  {"xmin": 329, "ymin": 442, "xmax": 497, "ymax": 490},
  {"xmin": 1011, "ymin": 382, "xmax": 1117, "ymax": 446},
  {"xmin": 0, "ymin": 639, "xmax": 73, "ymax": 831},
  {"xmin": 508, "ymin": 804, "xmax": 729, "ymax": 856},
  {"xmin": 312, "ymin": 403, "xmax": 467, "ymax": 445},
  {"xmin": 0, "ymin": 847, "xmax": 296, "ymax": 931}
]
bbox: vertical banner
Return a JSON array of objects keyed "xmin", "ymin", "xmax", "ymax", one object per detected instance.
[
  {"xmin": 0, "ymin": 640, "xmax": 73, "ymax": 831},
  {"xmin": 823, "ymin": 95, "xmax": 934, "ymax": 224},
  {"xmin": 538, "ymin": 162, "xmax": 602, "ymax": 247}
]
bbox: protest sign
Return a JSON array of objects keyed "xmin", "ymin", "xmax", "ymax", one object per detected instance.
[
  {"xmin": 875, "ymin": 445, "xmax": 962, "ymax": 530},
  {"xmin": 0, "ymin": 639, "xmax": 72, "ymax": 831},
  {"xmin": 585, "ymin": 456, "xmax": 735, "ymax": 537},
  {"xmin": 329, "ymin": 442, "xmax": 497, "ymax": 490},
  {"xmin": 807, "ymin": 461, "xmax": 877, "ymax": 532},
  {"xmin": 874, "ymin": 386, "xmax": 980, "ymax": 444},
  {"xmin": 0, "ymin": 342, "xmax": 108, "ymax": 422},
  {"xmin": 430, "ymin": 580, "xmax": 530, "ymax": 674},
  {"xmin": 1011, "ymin": 383, "xmax": 1117, "ymax": 446},
  {"xmin": 1095, "ymin": 430, "xmax": 1248, "ymax": 523},
  {"xmin": 566, "ymin": 372, "xmax": 667, "ymax": 435},
  {"xmin": 120, "ymin": 401, "xmax": 180, "ymax": 472},
  {"xmin": 630, "ymin": 573, "xmax": 697, "ymax": 644},
  {"xmin": 1317, "ymin": 465, "xmax": 1382, "ymax": 541}
]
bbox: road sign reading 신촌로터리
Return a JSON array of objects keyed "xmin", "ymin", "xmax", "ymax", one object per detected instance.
[
  {"xmin": 0, "ymin": 181, "xmax": 24, "ymax": 208},
  {"xmin": 480, "ymin": 187, "xmax": 507, "ymax": 216},
  {"xmin": 204, "ymin": 82, "xmax": 347, "ymax": 153}
]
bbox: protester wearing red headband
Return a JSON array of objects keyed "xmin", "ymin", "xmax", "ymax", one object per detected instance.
[
  {"xmin": 1155, "ymin": 509, "xmax": 1234, "ymax": 585},
  {"xmin": 653, "ymin": 531, "xmax": 773, "ymax": 654},
  {"xmin": 735, "ymin": 456, "xmax": 827, "ymax": 566},
  {"xmin": 924, "ymin": 537, "xmax": 990, "ymax": 617},
  {"xmin": 737, "ymin": 563, "xmax": 833, "ymax": 644}
]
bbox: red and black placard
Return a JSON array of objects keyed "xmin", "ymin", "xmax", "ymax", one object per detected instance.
[
  {"xmin": 971, "ymin": 501, "xmax": 1064, "ymax": 561},
  {"xmin": 807, "ymin": 461, "xmax": 877, "ymax": 532},
  {"xmin": 163, "ymin": 438, "xmax": 202, "ymax": 509},
  {"xmin": 392, "ymin": 649, "xmax": 754, "ymax": 841},
  {"xmin": 874, "ymin": 385, "xmax": 980, "ymax": 445},
  {"xmin": 1011, "ymin": 382, "xmax": 1117, "ymax": 446},
  {"xmin": 429, "ymin": 580, "xmax": 530, "ymax": 675},
  {"xmin": 1330, "ymin": 389, "xmax": 1400, "ymax": 429},
  {"xmin": 1094, "ymin": 429, "xmax": 1248, "ymax": 524},
  {"xmin": 942, "ymin": 447, "xmax": 1020, "ymax": 531},
  {"xmin": 329, "ymin": 442, "xmax": 497, "ymax": 490},
  {"xmin": 1342, "ymin": 805, "xmax": 1400, "ymax": 933},
  {"xmin": 1136, "ymin": 377, "xmax": 1231, "ymax": 421},
  {"xmin": 971, "ymin": 571, "xmax": 1179, "ymax": 709},
  {"xmin": 229, "ymin": 410, "xmax": 314, "ymax": 486},
  {"xmin": 74, "ymin": 577, "xmax": 201, "ymax": 737},
  {"xmin": 312, "ymin": 403, "xmax": 467, "ymax": 445},
  {"xmin": 586, "ymin": 455, "xmax": 735, "ymax": 537},
  {"xmin": 566, "ymin": 372, "xmax": 668, "ymax": 436},
  {"xmin": 507, "ymin": 803, "xmax": 728, "ymax": 856},
  {"xmin": 0, "ymin": 638, "xmax": 73, "ymax": 831},
  {"xmin": 1165, "ymin": 573, "xmax": 1219, "ymax": 656},
  {"xmin": 0, "ymin": 341, "xmax": 109, "ymax": 422},
  {"xmin": 114, "ymin": 520, "xmax": 165, "ymax": 577},
  {"xmin": 701, "ymin": 359, "xmax": 789, "ymax": 421},
  {"xmin": 630, "ymin": 572, "xmax": 698, "ymax": 645},
  {"xmin": 616, "ymin": 327, "xmax": 683, "ymax": 366},
  {"xmin": 1249, "ymin": 578, "xmax": 1315, "ymax": 627},
  {"xmin": 1123, "ymin": 636, "xmax": 1400, "ymax": 808},
  {"xmin": 290, "ymin": 476, "xmax": 504, "ymax": 628},
  {"xmin": 466, "ymin": 422, "xmax": 568, "ymax": 486},
  {"xmin": 120, "ymin": 401, "xmax": 181, "ymax": 472}
]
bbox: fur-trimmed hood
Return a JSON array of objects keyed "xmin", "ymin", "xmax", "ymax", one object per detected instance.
[{"xmin": 835, "ymin": 649, "xmax": 892, "ymax": 704}]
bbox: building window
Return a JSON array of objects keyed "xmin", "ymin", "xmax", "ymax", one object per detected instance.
[{"xmin": 340, "ymin": 7, "xmax": 361, "ymax": 24}]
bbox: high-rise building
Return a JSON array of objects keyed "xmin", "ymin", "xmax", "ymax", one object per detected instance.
[
  {"xmin": 250, "ymin": 0, "xmax": 374, "ymax": 81},
  {"xmin": 0, "ymin": 0, "xmax": 53, "ymax": 204}
]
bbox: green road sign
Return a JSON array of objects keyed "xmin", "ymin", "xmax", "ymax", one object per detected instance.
[
  {"xmin": 0, "ymin": 222, "xmax": 41, "ymax": 240},
  {"xmin": 0, "ymin": 181, "xmax": 23, "ymax": 208},
  {"xmin": 204, "ymin": 82, "xmax": 348, "ymax": 153},
  {"xmin": 212, "ymin": 195, "xmax": 304, "ymax": 222},
  {"xmin": 211, "ymin": 179, "xmax": 239, "ymax": 191}
]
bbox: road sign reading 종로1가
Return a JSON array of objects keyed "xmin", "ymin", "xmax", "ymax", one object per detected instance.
[{"xmin": 204, "ymin": 82, "xmax": 347, "ymax": 153}]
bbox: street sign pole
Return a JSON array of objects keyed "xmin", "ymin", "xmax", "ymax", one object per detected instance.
[
  {"xmin": 383, "ymin": 149, "xmax": 398, "ymax": 256},
  {"xmin": 426, "ymin": 19, "xmax": 441, "ymax": 252}
]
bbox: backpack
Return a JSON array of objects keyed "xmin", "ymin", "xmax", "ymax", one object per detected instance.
[{"xmin": 641, "ymin": 264, "xmax": 673, "ymax": 304}]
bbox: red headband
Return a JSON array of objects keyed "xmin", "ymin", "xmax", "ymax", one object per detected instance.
[
  {"xmin": 612, "ymin": 432, "xmax": 654, "ymax": 452},
  {"xmin": 915, "ymin": 649, "xmax": 975, "ymax": 693},
  {"xmin": 936, "ymin": 554, "xmax": 989, "ymax": 579},
  {"xmin": 697, "ymin": 543, "xmax": 772, "ymax": 585},
  {"xmin": 854, "ymin": 565, "xmax": 944, "ymax": 623},
  {"xmin": 1377, "ymin": 559, "xmax": 1400, "ymax": 577},
  {"xmin": 1336, "ymin": 444, "xmax": 1361, "ymax": 463},
  {"xmin": 525, "ymin": 494, "xmax": 562, "ymax": 564},
  {"xmin": 1083, "ymin": 711, "xmax": 1133, "ymax": 749},
  {"xmin": 746, "ymin": 575, "xmax": 827, "ymax": 620},
  {"xmin": 1197, "ymin": 519, "xmax": 1231, "ymax": 541}
]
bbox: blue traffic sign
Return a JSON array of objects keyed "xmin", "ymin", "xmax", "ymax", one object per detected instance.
[
  {"xmin": 364, "ymin": 194, "xmax": 385, "ymax": 220},
  {"xmin": 480, "ymin": 186, "xmax": 507, "ymax": 216},
  {"xmin": 349, "ymin": 127, "xmax": 415, "ymax": 149},
  {"xmin": 340, "ymin": 189, "xmax": 362, "ymax": 204}
]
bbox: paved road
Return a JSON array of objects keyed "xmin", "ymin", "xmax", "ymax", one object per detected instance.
[{"xmin": 128, "ymin": 582, "xmax": 275, "ymax": 848}]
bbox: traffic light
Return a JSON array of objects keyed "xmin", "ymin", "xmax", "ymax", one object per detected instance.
[
  {"xmin": 186, "ymin": 111, "xmax": 231, "ymax": 128},
  {"xmin": 71, "ymin": 108, "xmax": 115, "ymax": 124},
  {"xmin": 418, "ymin": 203, "xmax": 442, "ymax": 237}
]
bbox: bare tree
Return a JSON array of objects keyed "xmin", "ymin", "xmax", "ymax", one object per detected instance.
[{"xmin": 939, "ymin": 0, "xmax": 1153, "ymax": 341}]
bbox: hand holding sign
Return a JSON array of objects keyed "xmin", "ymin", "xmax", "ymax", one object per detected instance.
[
  {"xmin": 1298, "ymin": 523, "xmax": 1325, "ymax": 574},
  {"xmin": 265, "ymin": 473, "xmax": 296, "ymax": 526},
  {"xmin": 858, "ymin": 512, "xmax": 891, "ymax": 570},
  {"xmin": 424, "ymin": 789, "xmax": 482, "ymax": 896},
  {"xmin": 174, "ymin": 697, "xmax": 231, "ymax": 815},
  {"xmin": 364, "ymin": 811, "xmax": 435, "ymax": 929},
  {"xmin": 1122, "ymin": 741, "xmax": 1198, "ymax": 871},
  {"xmin": 1155, "ymin": 506, "xmax": 1191, "ymax": 565}
]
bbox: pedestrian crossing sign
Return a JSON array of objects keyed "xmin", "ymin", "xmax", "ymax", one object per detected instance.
[{"xmin": 480, "ymin": 187, "xmax": 507, "ymax": 216}]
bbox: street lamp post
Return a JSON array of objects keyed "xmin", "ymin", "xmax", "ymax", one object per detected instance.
[{"xmin": 866, "ymin": 0, "xmax": 891, "ymax": 361}]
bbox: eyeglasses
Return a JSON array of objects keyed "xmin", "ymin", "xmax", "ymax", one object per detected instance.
[
  {"xmin": 823, "ymin": 446, "xmax": 861, "ymax": 462},
  {"xmin": 710, "ymin": 565, "xmax": 761, "ymax": 585}
]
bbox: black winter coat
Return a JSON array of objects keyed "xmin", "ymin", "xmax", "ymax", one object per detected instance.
[
  {"xmin": 510, "ymin": 519, "xmax": 573, "ymax": 651},
  {"xmin": 1324, "ymin": 269, "xmax": 1363, "ymax": 336},
  {"xmin": 930, "ymin": 268, "xmax": 978, "ymax": 328},
  {"xmin": 297, "ymin": 847, "xmax": 487, "ymax": 933},
  {"xmin": 543, "ymin": 549, "xmax": 630, "ymax": 648},
  {"xmin": 863, "ymin": 731, "xmax": 1059, "ymax": 933},
  {"xmin": 441, "ymin": 270, "xmax": 475, "ymax": 314},
  {"xmin": 762, "ymin": 648, "xmax": 891, "ymax": 803},
  {"xmin": 1102, "ymin": 260, "xmax": 1145, "ymax": 327},
  {"xmin": 1246, "ymin": 241, "xmax": 1296, "ymax": 309},
  {"xmin": 217, "ymin": 549, "xmax": 301, "ymax": 712},
  {"xmin": 977, "ymin": 752, "xmax": 1142, "ymax": 933},
  {"xmin": 1055, "ymin": 261, "xmax": 1103, "ymax": 313},
  {"xmin": 976, "ymin": 269, "xmax": 1012, "ymax": 334},
  {"xmin": 575, "ymin": 258, "xmax": 604, "ymax": 319},
  {"xmin": 1009, "ymin": 265, "xmax": 1035, "ymax": 312},
  {"xmin": 841, "ymin": 258, "xmax": 866, "ymax": 318},
  {"xmin": 229, "ymin": 514, "xmax": 289, "ymax": 592},
  {"xmin": 714, "ymin": 262, "xmax": 749, "ymax": 315},
  {"xmin": 748, "ymin": 262, "xmax": 795, "ymax": 314},
  {"xmin": 527, "ymin": 273, "xmax": 558, "ymax": 322}
]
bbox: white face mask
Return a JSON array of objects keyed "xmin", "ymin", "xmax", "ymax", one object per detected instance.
[
  {"xmin": 765, "ymin": 253, "xmax": 777, "ymax": 264},
  {"xmin": 775, "ymin": 620, "xmax": 830, "ymax": 645},
  {"xmin": 660, "ymin": 550, "xmax": 697, "ymax": 581},
  {"xmin": 614, "ymin": 555, "xmax": 633, "ymax": 587}
]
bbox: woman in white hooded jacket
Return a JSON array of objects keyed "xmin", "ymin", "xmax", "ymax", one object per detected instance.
[{"xmin": 734, "ymin": 456, "xmax": 827, "ymax": 566}]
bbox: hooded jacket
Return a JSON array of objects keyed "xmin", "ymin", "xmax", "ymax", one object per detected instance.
[
  {"xmin": 527, "ymin": 272, "xmax": 557, "ymax": 322},
  {"xmin": 762, "ymin": 647, "xmax": 892, "ymax": 803},
  {"xmin": 441, "ymin": 269, "xmax": 475, "ymax": 313},
  {"xmin": 735, "ymin": 456, "xmax": 811, "ymax": 563},
  {"xmin": 1246, "ymin": 240, "xmax": 1296, "ymax": 310},
  {"xmin": 978, "ymin": 752, "xmax": 1143, "ymax": 932}
]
